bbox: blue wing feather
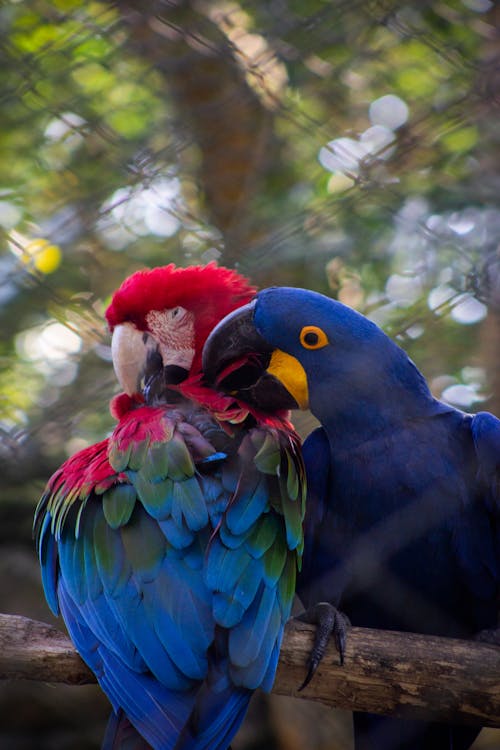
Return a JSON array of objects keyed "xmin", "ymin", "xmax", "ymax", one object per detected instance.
[
  {"xmin": 230, "ymin": 604, "xmax": 282, "ymax": 689},
  {"xmin": 172, "ymin": 478, "xmax": 208, "ymax": 531},
  {"xmin": 207, "ymin": 427, "xmax": 305, "ymax": 693},
  {"xmin": 225, "ymin": 472, "xmax": 269, "ymax": 535},
  {"xmin": 205, "ymin": 540, "xmax": 252, "ymax": 593},
  {"xmin": 93, "ymin": 509, "xmax": 133, "ymax": 597},
  {"xmin": 229, "ymin": 583, "xmax": 277, "ymax": 668},
  {"xmin": 145, "ymin": 560, "xmax": 213, "ymax": 679},
  {"xmin": 37, "ymin": 510, "xmax": 60, "ymax": 615},
  {"xmin": 35, "ymin": 405, "xmax": 305, "ymax": 750},
  {"xmin": 471, "ymin": 411, "xmax": 500, "ymax": 510},
  {"xmin": 159, "ymin": 517, "xmax": 194, "ymax": 548},
  {"xmin": 244, "ymin": 513, "xmax": 279, "ymax": 558},
  {"xmin": 296, "ymin": 427, "xmax": 332, "ymax": 608},
  {"xmin": 301, "ymin": 427, "xmax": 330, "ymax": 528}
]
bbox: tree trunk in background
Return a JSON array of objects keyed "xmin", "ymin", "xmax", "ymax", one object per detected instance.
[{"xmin": 117, "ymin": 0, "xmax": 280, "ymax": 273}]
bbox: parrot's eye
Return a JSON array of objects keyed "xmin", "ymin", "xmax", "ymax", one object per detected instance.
[
  {"xmin": 300, "ymin": 325, "xmax": 329, "ymax": 350},
  {"xmin": 168, "ymin": 306, "xmax": 188, "ymax": 322}
]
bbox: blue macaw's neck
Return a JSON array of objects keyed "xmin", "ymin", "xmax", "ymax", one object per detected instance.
[{"xmin": 308, "ymin": 338, "xmax": 452, "ymax": 450}]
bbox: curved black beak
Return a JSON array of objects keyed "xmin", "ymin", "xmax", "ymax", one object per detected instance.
[
  {"xmin": 203, "ymin": 301, "xmax": 267, "ymax": 380},
  {"xmin": 202, "ymin": 301, "xmax": 299, "ymax": 411}
]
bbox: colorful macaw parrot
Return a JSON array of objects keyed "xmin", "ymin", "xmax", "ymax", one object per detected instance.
[
  {"xmin": 203, "ymin": 285, "xmax": 500, "ymax": 750},
  {"xmin": 34, "ymin": 265, "xmax": 306, "ymax": 750}
]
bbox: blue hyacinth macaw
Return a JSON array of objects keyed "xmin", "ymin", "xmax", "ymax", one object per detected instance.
[
  {"xmin": 34, "ymin": 266, "xmax": 305, "ymax": 750},
  {"xmin": 202, "ymin": 285, "xmax": 500, "ymax": 750}
]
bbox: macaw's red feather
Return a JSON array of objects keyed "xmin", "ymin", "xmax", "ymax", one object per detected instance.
[
  {"xmin": 110, "ymin": 393, "xmax": 145, "ymax": 420},
  {"xmin": 179, "ymin": 374, "xmax": 296, "ymax": 433},
  {"xmin": 111, "ymin": 405, "xmax": 175, "ymax": 452},
  {"xmin": 105, "ymin": 262, "xmax": 256, "ymax": 374},
  {"xmin": 47, "ymin": 440, "xmax": 122, "ymax": 498}
]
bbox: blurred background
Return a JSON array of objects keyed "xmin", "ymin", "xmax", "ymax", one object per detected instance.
[{"xmin": 1, "ymin": 0, "xmax": 500, "ymax": 747}]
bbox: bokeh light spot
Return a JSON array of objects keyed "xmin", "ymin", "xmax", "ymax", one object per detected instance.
[
  {"xmin": 21, "ymin": 238, "xmax": 62, "ymax": 274},
  {"xmin": 369, "ymin": 95, "xmax": 409, "ymax": 130}
]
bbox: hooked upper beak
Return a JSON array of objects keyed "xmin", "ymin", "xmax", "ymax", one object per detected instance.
[
  {"xmin": 111, "ymin": 323, "xmax": 159, "ymax": 396},
  {"xmin": 111, "ymin": 323, "xmax": 190, "ymax": 399},
  {"xmin": 202, "ymin": 300, "xmax": 307, "ymax": 411}
]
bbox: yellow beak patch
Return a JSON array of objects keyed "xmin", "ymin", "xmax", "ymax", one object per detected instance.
[{"xmin": 267, "ymin": 349, "xmax": 309, "ymax": 409}]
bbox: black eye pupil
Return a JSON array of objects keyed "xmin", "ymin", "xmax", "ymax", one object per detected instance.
[{"xmin": 304, "ymin": 331, "xmax": 319, "ymax": 345}]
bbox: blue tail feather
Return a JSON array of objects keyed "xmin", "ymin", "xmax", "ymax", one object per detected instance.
[
  {"xmin": 174, "ymin": 675, "xmax": 252, "ymax": 750},
  {"xmin": 58, "ymin": 579, "xmax": 196, "ymax": 750},
  {"xmin": 102, "ymin": 709, "xmax": 152, "ymax": 750}
]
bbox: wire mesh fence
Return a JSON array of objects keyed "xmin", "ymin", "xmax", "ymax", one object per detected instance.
[{"xmin": 1, "ymin": 1, "xmax": 500, "ymax": 747}]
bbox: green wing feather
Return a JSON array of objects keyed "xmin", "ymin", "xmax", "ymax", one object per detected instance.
[
  {"xmin": 109, "ymin": 406, "xmax": 208, "ymax": 548},
  {"xmin": 206, "ymin": 424, "xmax": 306, "ymax": 691},
  {"xmin": 34, "ymin": 404, "xmax": 230, "ymax": 695},
  {"xmin": 35, "ymin": 401, "xmax": 306, "ymax": 736}
]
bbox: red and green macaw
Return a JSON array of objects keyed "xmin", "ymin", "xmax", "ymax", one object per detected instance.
[{"xmin": 34, "ymin": 263, "xmax": 305, "ymax": 750}]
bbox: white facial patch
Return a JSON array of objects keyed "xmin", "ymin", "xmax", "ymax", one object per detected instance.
[{"xmin": 146, "ymin": 306, "xmax": 196, "ymax": 370}]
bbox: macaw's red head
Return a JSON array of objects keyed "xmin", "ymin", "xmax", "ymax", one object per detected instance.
[{"xmin": 105, "ymin": 262, "xmax": 256, "ymax": 400}]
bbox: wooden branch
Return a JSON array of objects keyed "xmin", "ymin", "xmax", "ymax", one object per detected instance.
[
  {"xmin": 1, "ymin": 613, "xmax": 499, "ymax": 727},
  {"xmin": 276, "ymin": 620, "xmax": 500, "ymax": 727},
  {"xmin": 0, "ymin": 614, "xmax": 95, "ymax": 686}
]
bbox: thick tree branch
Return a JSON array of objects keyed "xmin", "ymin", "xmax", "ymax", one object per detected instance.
[
  {"xmin": 0, "ymin": 614, "xmax": 94, "ymax": 686},
  {"xmin": 1, "ymin": 613, "xmax": 499, "ymax": 727}
]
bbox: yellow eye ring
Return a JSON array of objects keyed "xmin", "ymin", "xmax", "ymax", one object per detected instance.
[{"xmin": 300, "ymin": 325, "xmax": 329, "ymax": 350}]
